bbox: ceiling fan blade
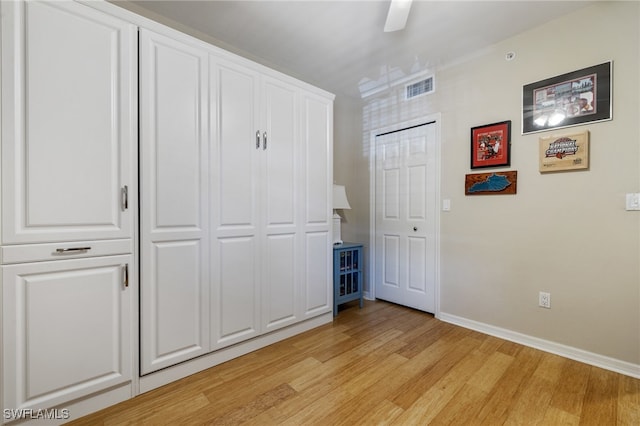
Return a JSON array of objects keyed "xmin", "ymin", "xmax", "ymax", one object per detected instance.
[{"xmin": 384, "ymin": 0, "xmax": 413, "ymax": 32}]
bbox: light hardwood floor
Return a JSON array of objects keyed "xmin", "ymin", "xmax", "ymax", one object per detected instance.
[{"xmin": 68, "ymin": 300, "xmax": 639, "ymax": 425}]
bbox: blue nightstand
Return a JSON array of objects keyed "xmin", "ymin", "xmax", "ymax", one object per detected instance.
[{"xmin": 333, "ymin": 242, "xmax": 364, "ymax": 316}]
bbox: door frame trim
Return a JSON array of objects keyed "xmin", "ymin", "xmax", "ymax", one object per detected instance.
[{"xmin": 368, "ymin": 114, "xmax": 442, "ymax": 317}]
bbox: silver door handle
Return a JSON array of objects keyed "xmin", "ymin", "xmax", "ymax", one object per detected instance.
[
  {"xmin": 55, "ymin": 247, "xmax": 91, "ymax": 254},
  {"xmin": 263, "ymin": 132, "xmax": 267, "ymax": 150},
  {"xmin": 121, "ymin": 185, "xmax": 128, "ymax": 211},
  {"xmin": 123, "ymin": 264, "xmax": 129, "ymax": 288},
  {"xmin": 256, "ymin": 130, "xmax": 261, "ymax": 149}
]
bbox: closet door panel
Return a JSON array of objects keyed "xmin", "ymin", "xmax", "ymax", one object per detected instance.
[
  {"xmin": 140, "ymin": 29, "xmax": 209, "ymax": 374},
  {"xmin": 1, "ymin": 0, "xmax": 135, "ymax": 244}
]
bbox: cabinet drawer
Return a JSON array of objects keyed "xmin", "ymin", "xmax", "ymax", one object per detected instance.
[{"xmin": 1, "ymin": 239, "xmax": 132, "ymax": 264}]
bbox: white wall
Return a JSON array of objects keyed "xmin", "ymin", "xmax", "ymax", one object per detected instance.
[{"xmin": 339, "ymin": 1, "xmax": 639, "ymax": 367}]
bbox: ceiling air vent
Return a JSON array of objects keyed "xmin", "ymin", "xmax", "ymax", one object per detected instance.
[{"xmin": 405, "ymin": 76, "xmax": 434, "ymax": 100}]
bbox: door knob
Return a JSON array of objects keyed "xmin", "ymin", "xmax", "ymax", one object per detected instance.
[{"xmin": 413, "ymin": 227, "xmax": 418, "ymax": 232}]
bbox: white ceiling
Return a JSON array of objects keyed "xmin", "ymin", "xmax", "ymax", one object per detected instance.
[{"xmin": 121, "ymin": 0, "xmax": 594, "ymax": 99}]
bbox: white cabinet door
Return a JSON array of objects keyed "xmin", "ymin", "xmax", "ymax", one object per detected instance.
[
  {"xmin": 261, "ymin": 77, "xmax": 300, "ymax": 332},
  {"xmin": 300, "ymin": 94, "xmax": 333, "ymax": 318},
  {"xmin": 0, "ymin": 0, "xmax": 136, "ymax": 244},
  {"xmin": 211, "ymin": 56, "xmax": 332, "ymax": 345},
  {"xmin": 2, "ymin": 255, "xmax": 133, "ymax": 411},
  {"xmin": 210, "ymin": 58, "xmax": 261, "ymax": 348},
  {"xmin": 139, "ymin": 29, "xmax": 210, "ymax": 374}
]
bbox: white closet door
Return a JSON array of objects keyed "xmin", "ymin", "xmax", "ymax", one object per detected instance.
[
  {"xmin": 210, "ymin": 59, "xmax": 261, "ymax": 347},
  {"xmin": 375, "ymin": 123, "xmax": 437, "ymax": 313},
  {"xmin": 300, "ymin": 94, "xmax": 333, "ymax": 318},
  {"xmin": 0, "ymin": 0, "xmax": 136, "ymax": 244},
  {"xmin": 139, "ymin": 29, "xmax": 210, "ymax": 374},
  {"xmin": 2, "ymin": 255, "xmax": 132, "ymax": 411},
  {"xmin": 261, "ymin": 77, "xmax": 299, "ymax": 331}
]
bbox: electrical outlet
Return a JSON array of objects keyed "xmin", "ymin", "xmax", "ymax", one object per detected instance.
[
  {"xmin": 626, "ymin": 193, "xmax": 640, "ymax": 211},
  {"xmin": 539, "ymin": 292, "xmax": 551, "ymax": 309}
]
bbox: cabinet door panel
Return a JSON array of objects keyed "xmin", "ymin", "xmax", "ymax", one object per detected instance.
[
  {"xmin": 301, "ymin": 94, "xmax": 332, "ymax": 317},
  {"xmin": 2, "ymin": 255, "xmax": 132, "ymax": 410},
  {"xmin": 263, "ymin": 78, "xmax": 297, "ymax": 228},
  {"xmin": 139, "ymin": 29, "xmax": 209, "ymax": 374},
  {"xmin": 141, "ymin": 241, "xmax": 206, "ymax": 374},
  {"xmin": 1, "ymin": 1, "xmax": 135, "ymax": 244},
  {"xmin": 263, "ymin": 233, "xmax": 297, "ymax": 331},
  {"xmin": 213, "ymin": 237, "xmax": 259, "ymax": 346},
  {"xmin": 214, "ymin": 61, "xmax": 259, "ymax": 229},
  {"xmin": 303, "ymin": 231, "xmax": 332, "ymax": 316},
  {"xmin": 302, "ymin": 96, "xmax": 332, "ymax": 227}
]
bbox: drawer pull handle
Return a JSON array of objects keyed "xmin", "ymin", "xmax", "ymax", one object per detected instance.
[{"xmin": 55, "ymin": 247, "xmax": 91, "ymax": 254}]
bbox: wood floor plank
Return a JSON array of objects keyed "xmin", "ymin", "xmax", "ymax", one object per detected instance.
[
  {"xmin": 391, "ymin": 347, "xmax": 488, "ymax": 424},
  {"xmin": 427, "ymin": 382, "xmax": 489, "ymax": 425},
  {"xmin": 389, "ymin": 334, "xmax": 484, "ymax": 410},
  {"xmin": 618, "ymin": 374, "xmax": 640, "ymax": 425},
  {"xmin": 284, "ymin": 353, "xmax": 409, "ymax": 425},
  {"xmin": 67, "ymin": 301, "xmax": 639, "ymax": 426},
  {"xmin": 579, "ymin": 367, "xmax": 619, "ymax": 425},
  {"xmin": 475, "ymin": 346, "xmax": 543, "ymax": 425},
  {"xmin": 549, "ymin": 357, "xmax": 590, "ymax": 417},
  {"xmin": 503, "ymin": 374, "xmax": 559, "ymax": 425},
  {"xmin": 466, "ymin": 350, "xmax": 514, "ymax": 393},
  {"xmin": 394, "ymin": 320, "xmax": 456, "ymax": 359},
  {"xmin": 542, "ymin": 406, "xmax": 581, "ymax": 425}
]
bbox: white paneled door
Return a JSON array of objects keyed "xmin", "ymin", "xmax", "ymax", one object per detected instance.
[
  {"xmin": 375, "ymin": 122, "xmax": 437, "ymax": 313},
  {"xmin": 139, "ymin": 29, "xmax": 210, "ymax": 374},
  {"xmin": 0, "ymin": 0, "xmax": 136, "ymax": 244},
  {"xmin": 211, "ymin": 58, "xmax": 262, "ymax": 347}
]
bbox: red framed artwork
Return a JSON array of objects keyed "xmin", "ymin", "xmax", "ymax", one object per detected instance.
[{"xmin": 470, "ymin": 120, "xmax": 511, "ymax": 169}]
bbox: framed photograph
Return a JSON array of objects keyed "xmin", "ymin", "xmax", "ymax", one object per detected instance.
[
  {"xmin": 522, "ymin": 61, "xmax": 612, "ymax": 134},
  {"xmin": 539, "ymin": 130, "xmax": 589, "ymax": 173},
  {"xmin": 465, "ymin": 171, "xmax": 517, "ymax": 195},
  {"xmin": 470, "ymin": 120, "xmax": 511, "ymax": 169}
]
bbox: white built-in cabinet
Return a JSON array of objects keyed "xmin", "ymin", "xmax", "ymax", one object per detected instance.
[
  {"xmin": 140, "ymin": 27, "xmax": 333, "ymax": 374},
  {"xmin": 1, "ymin": 0, "xmax": 136, "ymax": 420},
  {"xmin": 212, "ymin": 58, "xmax": 303, "ymax": 347},
  {"xmin": 1, "ymin": 0, "xmax": 332, "ymax": 421}
]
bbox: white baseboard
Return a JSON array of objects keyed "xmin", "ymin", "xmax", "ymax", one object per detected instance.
[{"xmin": 438, "ymin": 312, "xmax": 640, "ymax": 379}]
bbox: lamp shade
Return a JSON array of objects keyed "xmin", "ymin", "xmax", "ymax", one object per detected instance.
[{"xmin": 333, "ymin": 184, "xmax": 351, "ymax": 210}]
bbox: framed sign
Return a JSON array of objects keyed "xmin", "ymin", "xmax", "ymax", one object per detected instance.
[
  {"xmin": 539, "ymin": 131, "xmax": 589, "ymax": 173},
  {"xmin": 522, "ymin": 61, "xmax": 612, "ymax": 134},
  {"xmin": 470, "ymin": 120, "xmax": 511, "ymax": 169}
]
